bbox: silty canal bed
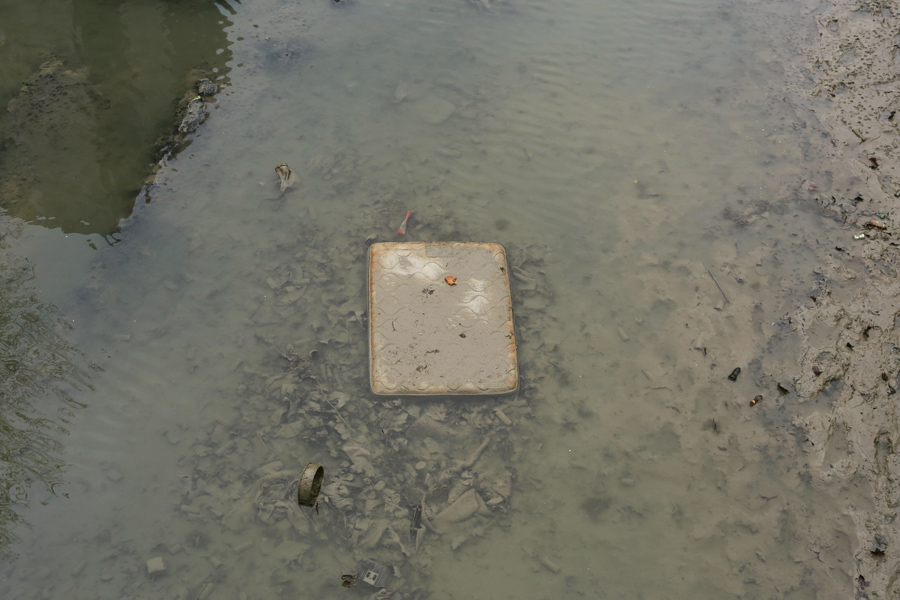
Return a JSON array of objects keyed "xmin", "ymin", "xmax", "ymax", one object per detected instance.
[{"xmin": 2, "ymin": 0, "xmax": 900, "ymax": 598}]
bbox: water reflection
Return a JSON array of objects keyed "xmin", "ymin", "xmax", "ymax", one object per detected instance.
[
  {"xmin": 0, "ymin": 219, "xmax": 91, "ymax": 556},
  {"xmin": 0, "ymin": 0, "xmax": 234, "ymax": 235}
]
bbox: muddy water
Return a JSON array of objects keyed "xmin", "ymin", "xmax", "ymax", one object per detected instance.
[
  {"xmin": 0, "ymin": 0, "xmax": 232, "ymax": 234},
  {"xmin": 0, "ymin": 0, "xmax": 869, "ymax": 598}
]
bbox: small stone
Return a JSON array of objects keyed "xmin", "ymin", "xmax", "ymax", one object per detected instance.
[
  {"xmin": 414, "ymin": 96, "xmax": 456, "ymax": 125},
  {"xmin": 415, "ymin": 461, "xmax": 427, "ymax": 470},
  {"xmin": 178, "ymin": 97, "xmax": 207, "ymax": 133},
  {"xmin": 147, "ymin": 557, "xmax": 166, "ymax": 577},
  {"xmin": 373, "ymin": 480, "xmax": 386, "ymax": 492},
  {"xmin": 197, "ymin": 78, "xmax": 218, "ymax": 95}
]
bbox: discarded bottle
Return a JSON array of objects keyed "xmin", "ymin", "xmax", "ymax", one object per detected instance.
[
  {"xmin": 750, "ymin": 395, "xmax": 762, "ymax": 406},
  {"xmin": 728, "ymin": 367, "xmax": 741, "ymax": 382}
]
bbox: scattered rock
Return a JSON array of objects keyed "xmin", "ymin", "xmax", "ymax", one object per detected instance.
[
  {"xmin": 197, "ymin": 78, "xmax": 218, "ymax": 95},
  {"xmin": 178, "ymin": 96, "xmax": 207, "ymax": 133},
  {"xmin": 146, "ymin": 557, "xmax": 166, "ymax": 578}
]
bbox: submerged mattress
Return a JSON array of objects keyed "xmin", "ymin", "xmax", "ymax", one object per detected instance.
[{"xmin": 368, "ymin": 242, "xmax": 518, "ymax": 395}]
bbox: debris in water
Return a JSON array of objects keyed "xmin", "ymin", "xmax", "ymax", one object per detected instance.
[
  {"xmin": 397, "ymin": 210, "xmax": 411, "ymax": 235},
  {"xmin": 275, "ymin": 163, "xmax": 295, "ymax": 192},
  {"xmin": 728, "ymin": 367, "xmax": 741, "ymax": 381},
  {"xmin": 871, "ymin": 534, "xmax": 888, "ymax": 556},
  {"xmin": 409, "ymin": 505, "xmax": 423, "ymax": 551},
  {"xmin": 444, "ymin": 276, "xmax": 457, "ymax": 286},
  {"xmin": 146, "ymin": 557, "xmax": 166, "ymax": 578},
  {"xmin": 297, "ymin": 463, "xmax": 324, "ymax": 507},
  {"xmin": 356, "ymin": 559, "xmax": 391, "ymax": 588},
  {"xmin": 197, "ymin": 78, "xmax": 218, "ymax": 96},
  {"xmin": 341, "ymin": 573, "xmax": 358, "ymax": 588},
  {"xmin": 279, "ymin": 345, "xmax": 312, "ymax": 379},
  {"xmin": 539, "ymin": 556, "xmax": 562, "ymax": 574},
  {"xmin": 707, "ymin": 268, "xmax": 730, "ymax": 304}
]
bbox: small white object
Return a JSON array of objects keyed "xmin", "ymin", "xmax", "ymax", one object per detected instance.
[{"xmin": 147, "ymin": 557, "xmax": 166, "ymax": 577}]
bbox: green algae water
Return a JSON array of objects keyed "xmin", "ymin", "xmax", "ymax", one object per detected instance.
[
  {"xmin": 0, "ymin": 0, "xmax": 232, "ymax": 234},
  {"xmin": 0, "ymin": 0, "xmax": 866, "ymax": 598}
]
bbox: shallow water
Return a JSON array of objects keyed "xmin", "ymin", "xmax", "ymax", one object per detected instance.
[
  {"xmin": 0, "ymin": 0, "xmax": 868, "ymax": 598},
  {"xmin": 0, "ymin": 0, "xmax": 232, "ymax": 234}
]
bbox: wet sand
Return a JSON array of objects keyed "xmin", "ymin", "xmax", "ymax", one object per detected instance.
[{"xmin": 782, "ymin": 0, "xmax": 900, "ymax": 595}]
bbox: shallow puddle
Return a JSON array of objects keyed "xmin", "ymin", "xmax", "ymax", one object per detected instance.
[{"xmin": 0, "ymin": 0, "xmax": 870, "ymax": 598}]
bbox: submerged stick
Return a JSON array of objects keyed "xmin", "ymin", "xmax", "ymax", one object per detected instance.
[
  {"xmin": 460, "ymin": 435, "xmax": 492, "ymax": 470},
  {"xmin": 707, "ymin": 269, "xmax": 730, "ymax": 304},
  {"xmin": 318, "ymin": 384, "xmax": 356, "ymax": 433}
]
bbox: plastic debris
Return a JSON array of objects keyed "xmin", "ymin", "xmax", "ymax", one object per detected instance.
[
  {"xmin": 356, "ymin": 558, "xmax": 391, "ymax": 588},
  {"xmin": 275, "ymin": 163, "xmax": 295, "ymax": 192},
  {"xmin": 397, "ymin": 211, "xmax": 411, "ymax": 236},
  {"xmin": 867, "ymin": 218, "xmax": 887, "ymax": 229},
  {"xmin": 444, "ymin": 276, "xmax": 457, "ymax": 286},
  {"xmin": 728, "ymin": 367, "xmax": 741, "ymax": 381},
  {"xmin": 854, "ymin": 233, "xmax": 867, "ymax": 240}
]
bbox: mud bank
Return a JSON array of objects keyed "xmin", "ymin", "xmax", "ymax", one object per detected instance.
[
  {"xmin": 784, "ymin": 0, "xmax": 900, "ymax": 596},
  {"xmin": 0, "ymin": 57, "xmax": 220, "ymax": 234}
]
